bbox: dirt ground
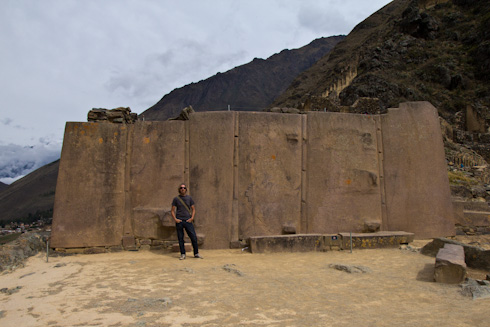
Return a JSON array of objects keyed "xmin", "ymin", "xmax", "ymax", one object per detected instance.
[{"xmin": 0, "ymin": 238, "xmax": 489, "ymax": 327}]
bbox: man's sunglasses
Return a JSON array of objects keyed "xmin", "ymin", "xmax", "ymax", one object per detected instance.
[{"xmin": 179, "ymin": 187, "xmax": 187, "ymax": 189}]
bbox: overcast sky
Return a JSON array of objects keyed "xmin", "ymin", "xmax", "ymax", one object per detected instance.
[{"xmin": 0, "ymin": 0, "xmax": 392, "ymax": 184}]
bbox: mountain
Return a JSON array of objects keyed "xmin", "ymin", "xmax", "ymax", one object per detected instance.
[
  {"xmin": 0, "ymin": 160, "xmax": 58, "ymax": 224},
  {"xmin": 271, "ymin": 0, "xmax": 490, "ymax": 194},
  {"xmin": 140, "ymin": 36, "xmax": 345, "ymax": 121},
  {"xmin": 273, "ymin": 0, "xmax": 489, "ymax": 110},
  {"xmin": 0, "ymin": 182, "xmax": 7, "ymax": 192}
]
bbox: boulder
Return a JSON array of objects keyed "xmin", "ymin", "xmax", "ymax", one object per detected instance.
[
  {"xmin": 363, "ymin": 221, "xmax": 381, "ymax": 233},
  {"xmin": 0, "ymin": 232, "xmax": 49, "ymax": 273},
  {"xmin": 421, "ymin": 237, "xmax": 490, "ymax": 270},
  {"xmin": 88, "ymin": 107, "xmax": 137, "ymax": 123},
  {"xmin": 434, "ymin": 244, "xmax": 467, "ymax": 284},
  {"xmin": 168, "ymin": 105, "xmax": 195, "ymax": 121}
]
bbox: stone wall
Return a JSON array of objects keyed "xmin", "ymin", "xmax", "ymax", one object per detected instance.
[{"xmin": 51, "ymin": 101, "xmax": 455, "ymax": 249}]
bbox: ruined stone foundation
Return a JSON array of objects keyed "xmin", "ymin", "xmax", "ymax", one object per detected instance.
[{"xmin": 51, "ymin": 102, "xmax": 454, "ymax": 249}]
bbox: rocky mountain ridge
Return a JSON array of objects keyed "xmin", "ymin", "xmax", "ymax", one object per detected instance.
[
  {"xmin": 0, "ymin": 160, "xmax": 58, "ymax": 223},
  {"xmin": 271, "ymin": 0, "xmax": 490, "ymax": 199},
  {"xmin": 141, "ymin": 36, "xmax": 344, "ymax": 121}
]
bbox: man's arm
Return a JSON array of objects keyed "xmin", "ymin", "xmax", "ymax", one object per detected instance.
[
  {"xmin": 171, "ymin": 205, "xmax": 181, "ymax": 223},
  {"xmin": 188, "ymin": 205, "xmax": 196, "ymax": 223}
]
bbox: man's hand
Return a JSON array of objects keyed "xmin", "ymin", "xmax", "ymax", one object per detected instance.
[
  {"xmin": 175, "ymin": 218, "xmax": 182, "ymax": 223},
  {"xmin": 187, "ymin": 217, "xmax": 194, "ymax": 223}
]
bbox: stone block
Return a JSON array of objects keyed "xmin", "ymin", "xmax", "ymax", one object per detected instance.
[
  {"xmin": 363, "ymin": 221, "xmax": 381, "ymax": 233},
  {"xmin": 189, "ymin": 112, "xmax": 236, "ymax": 249},
  {"xmin": 282, "ymin": 224, "xmax": 297, "ymax": 234},
  {"xmin": 323, "ymin": 234, "xmax": 342, "ymax": 251},
  {"xmin": 249, "ymin": 234, "xmax": 323, "ymax": 253},
  {"xmin": 421, "ymin": 237, "xmax": 490, "ymax": 270},
  {"xmin": 434, "ymin": 244, "xmax": 467, "ymax": 284},
  {"xmin": 51, "ymin": 122, "xmax": 128, "ymax": 248},
  {"xmin": 238, "ymin": 112, "xmax": 302, "ymax": 238},
  {"xmin": 306, "ymin": 111, "xmax": 382, "ymax": 234},
  {"xmin": 139, "ymin": 239, "xmax": 151, "ymax": 245},
  {"xmin": 381, "ymin": 102, "xmax": 454, "ymax": 238},
  {"xmin": 229, "ymin": 240, "xmax": 246, "ymax": 249},
  {"xmin": 122, "ymin": 236, "xmax": 136, "ymax": 249},
  {"xmin": 130, "ymin": 121, "xmax": 185, "ymax": 241},
  {"xmin": 339, "ymin": 231, "xmax": 414, "ymax": 249},
  {"xmin": 139, "ymin": 245, "xmax": 151, "ymax": 251},
  {"xmin": 196, "ymin": 233, "xmax": 205, "ymax": 246}
]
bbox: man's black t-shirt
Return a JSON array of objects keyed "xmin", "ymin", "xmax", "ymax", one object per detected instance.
[{"xmin": 172, "ymin": 195, "xmax": 195, "ymax": 219}]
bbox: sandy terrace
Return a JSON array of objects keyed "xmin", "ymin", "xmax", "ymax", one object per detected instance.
[{"xmin": 0, "ymin": 243, "xmax": 489, "ymax": 327}]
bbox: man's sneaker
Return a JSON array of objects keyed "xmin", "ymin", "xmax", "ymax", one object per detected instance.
[
  {"xmin": 179, "ymin": 254, "xmax": 186, "ymax": 260},
  {"xmin": 194, "ymin": 253, "xmax": 204, "ymax": 259}
]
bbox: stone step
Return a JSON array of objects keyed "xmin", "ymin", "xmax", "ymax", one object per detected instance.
[
  {"xmin": 454, "ymin": 209, "xmax": 490, "ymax": 227},
  {"xmin": 339, "ymin": 231, "xmax": 414, "ymax": 250},
  {"xmin": 453, "ymin": 200, "xmax": 490, "ymax": 212},
  {"xmin": 453, "ymin": 200, "xmax": 490, "ymax": 226}
]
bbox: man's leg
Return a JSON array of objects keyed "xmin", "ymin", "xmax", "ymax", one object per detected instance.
[
  {"xmin": 176, "ymin": 222, "xmax": 186, "ymax": 255},
  {"xmin": 183, "ymin": 221, "xmax": 199, "ymax": 255}
]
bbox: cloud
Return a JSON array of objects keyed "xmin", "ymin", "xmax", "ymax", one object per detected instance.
[
  {"xmin": 105, "ymin": 39, "xmax": 249, "ymax": 109},
  {"xmin": 298, "ymin": 6, "xmax": 349, "ymax": 35},
  {"xmin": 0, "ymin": 139, "xmax": 61, "ymax": 184},
  {"xmin": 1, "ymin": 117, "xmax": 12, "ymax": 125}
]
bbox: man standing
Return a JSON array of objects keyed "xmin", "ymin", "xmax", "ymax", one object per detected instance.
[{"xmin": 171, "ymin": 183, "xmax": 203, "ymax": 260}]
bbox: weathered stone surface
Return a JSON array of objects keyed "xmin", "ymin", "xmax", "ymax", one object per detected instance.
[
  {"xmin": 139, "ymin": 239, "xmax": 151, "ymax": 245},
  {"xmin": 282, "ymin": 224, "xmax": 297, "ymax": 234},
  {"xmin": 238, "ymin": 112, "xmax": 302, "ymax": 238},
  {"xmin": 249, "ymin": 234, "xmax": 323, "ymax": 253},
  {"xmin": 306, "ymin": 111, "xmax": 382, "ymax": 234},
  {"xmin": 329, "ymin": 263, "xmax": 371, "ymax": 273},
  {"xmin": 339, "ymin": 231, "xmax": 414, "ymax": 249},
  {"xmin": 229, "ymin": 240, "xmax": 248, "ymax": 249},
  {"xmin": 363, "ymin": 221, "xmax": 381, "ymax": 233},
  {"xmin": 51, "ymin": 123, "xmax": 128, "ymax": 248},
  {"xmin": 52, "ymin": 102, "xmax": 455, "ymax": 250},
  {"xmin": 453, "ymin": 200, "xmax": 490, "ymax": 228},
  {"xmin": 88, "ymin": 107, "xmax": 137, "ymax": 123},
  {"xmin": 323, "ymin": 234, "xmax": 342, "ymax": 251},
  {"xmin": 461, "ymin": 278, "xmax": 490, "ymax": 300},
  {"xmin": 130, "ymin": 121, "xmax": 185, "ymax": 241},
  {"xmin": 189, "ymin": 112, "xmax": 235, "ymax": 249},
  {"xmin": 168, "ymin": 105, "xmax": 195, "ymax": 121},
  {"xmin": 196, "ymin": 233, "xmax": 205, "ymax": 246},
  {"xmin": 434, "ymin": 244, "xmax": 467, "ymax": 284},
  {"xmin": 381, "ymin": 102, "xmax": 454, "ymax": 238},
  {"xmin": 421, "ymin": 238, "xmax": 490, "ymax": 270}
]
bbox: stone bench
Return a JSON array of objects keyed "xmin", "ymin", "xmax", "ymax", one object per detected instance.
[
  {"xmin": 434, "ymin": 243, "xmax": 467, "ymax": 284},
  {"xmin": 249, "ymin": 231, "xmax": 414, "ymax": 253},
  {"xmin": 249, "ymin": 234, "xmax": 324, "ymax": 253},
  {"xmin": 339, "ymin": 231, "xmax": 414, "ymax": 250}
]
